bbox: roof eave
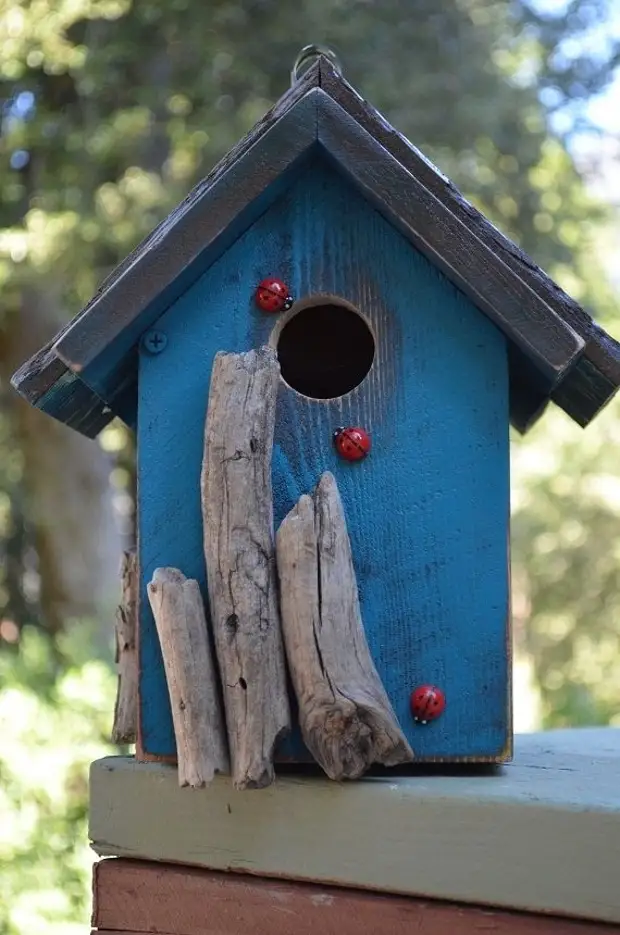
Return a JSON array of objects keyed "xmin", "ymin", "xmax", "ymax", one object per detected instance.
[{"xmin": 11, "ymin": 54, "xmax": 620, "ymax": 435}]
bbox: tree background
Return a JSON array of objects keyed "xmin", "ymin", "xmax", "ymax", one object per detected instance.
[{"xmin": 0, "ymin": 1, "xmax": 619, "ymax": 931}]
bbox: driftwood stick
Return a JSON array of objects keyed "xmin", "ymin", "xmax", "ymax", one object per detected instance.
[
  {"xmin": 147, "ymin": 567, "xmax": 229, "ymax": 788},
  {"xmin": 201, "ymin": 346, "xmax": 290, "ymax": 790},
  {"xmin": 277, "ymin": 472, "xmax": 414, "ymax": 780},
  {"xmin": 112, "ymin": 549, "xmax": 138, "ymax": 745}
]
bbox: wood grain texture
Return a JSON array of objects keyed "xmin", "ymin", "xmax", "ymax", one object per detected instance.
[
  {"xmin": 61, "ymin": 62, "xmax": 321, "ymax": 367},
  {"xmin": 316, "ymin": 91, "xmax": 583, "ymax": 387},
  {"xmin": 277, "ymin": 472, "xmax": 412, "ymax": 779},
  {"xmin": 10, "ymin": 349, "xmax": 113, "ymax": 438},
  {"xmin": 137, "ymin": 161, "xmax": 510, "ymax": 761},
  {"xmin": 92, "ymin": 858, "xmax": 619, "ymax": 935},
  {"xmin": 112, "ymin": 550, "xmax": 138, "ymax": 745},
  {"xmin": 54, "ymin": 91, "xmax": 321, "ymax": 389},
  {"xmin": 13, "ymin": 56, "xmax": 620, "ymax": 438},
  {"xmin": 12, "ymin": 85, "xmax": 320, "ymax": 432},
  {"xmin": 201, "ymin": 347, "xmax": 290, "ymax": 789},
  {"xmin": 146, "ymin": 568, "xmax": 228, "ymax": 786},
  {"xmin": 316, "ymin": 56, "xmax": 620, "ymax": 428},
  {"xmin": 89, "ymin": 729, "xmax": 620, "ymax": 925}
]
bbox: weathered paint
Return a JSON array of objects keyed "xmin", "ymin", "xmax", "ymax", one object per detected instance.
[
  {"xmin": 33, "ymin": 367, "xmax": 114, "ymax": 438},
  {"xmin": 89, "ymin": 729, "xmax": 620, "ymax": 925},
  {"xmin": 14, "ymin": 60, "xmax": 620, "ymax": 438},
  {"xmin": 138, "ymin": 159, "xmax": 510, "ymax": 761},
  {"xmin": 56, "ymin": 93, "xmax": 321, "ymax": 400}
]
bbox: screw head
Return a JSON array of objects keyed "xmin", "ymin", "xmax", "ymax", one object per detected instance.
[{"xmin": 142, "ymin": 330, "xmax": 167, "ymax": 354}]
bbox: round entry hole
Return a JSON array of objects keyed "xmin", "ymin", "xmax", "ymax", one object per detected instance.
[{"xmin": 276, "ymin": 303, "xmax": 375, "ymax": 399}]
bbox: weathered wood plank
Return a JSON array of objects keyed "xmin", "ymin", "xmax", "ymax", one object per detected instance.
[
  {"xmin": 89, "ymin": 729, "xmax": 620, "ymax": 925},
  {"xmin": 15, "ymin": 57, "xmax": 620, "ymax": 436},
  {"xmin": 112, "ymin": 550, "xmax": 139, "ymax": 745},
  {"xmin": 92, "ymin": 858, "xmax": 616, "ymax": 935},
  {"xmin": 317, "ymin": 56, "xmax": 620, "ymax": 426},
  {"xmin": 277, "ymin": 472, "xmax": 412, "ymax": 779},
  {"xmin": 147, "ymin": 568, "xmax": 228, "ymax": 786},
  {"xmin": 316, "ymin": 90, "xmax": 583, "ymax": 387},
  {"xmin": 10, "ymin": 350, "xmax": 114, "ymax": 438},
  {"xmin": 201, "ymin": 346, "xmax": 290, "ymax": 789},
  {"xmin": 53, "ymin": 87, "xmax": 321, "ymax": 379}
]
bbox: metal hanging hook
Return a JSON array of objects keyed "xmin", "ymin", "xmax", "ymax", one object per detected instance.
[{"xmin": 291, "ymin": 44, "xmax": 343, "ymax": 85}]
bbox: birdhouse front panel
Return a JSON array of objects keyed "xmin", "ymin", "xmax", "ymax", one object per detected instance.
[{"xmin": 137, "ymin": 159, "xmax": 511, "ymax": 763}]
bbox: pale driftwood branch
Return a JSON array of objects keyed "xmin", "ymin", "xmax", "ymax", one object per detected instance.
[
  {"xmin": 112, "ymin": 549, "xmax": 138, "ymax": 745},
  {"xmin": 147, "ymin": 567, "xmax": 229, "ymax": 787},
  {"xmin": 201, "ymin": 346, "xmax": 290, "ymax": 790},
  {"xmin": 277, "ymin": 472, "xmax": 413, "ymax": 780}
]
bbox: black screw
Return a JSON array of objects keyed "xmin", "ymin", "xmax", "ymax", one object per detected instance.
[{"xmin": 142, "ymin": 330, "xmax": 168, "ymax": 354}]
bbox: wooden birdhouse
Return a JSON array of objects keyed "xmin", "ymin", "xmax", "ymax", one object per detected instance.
[{"xmin": 12, "ymin": 50, "xmax": 620, "ymax": 790}]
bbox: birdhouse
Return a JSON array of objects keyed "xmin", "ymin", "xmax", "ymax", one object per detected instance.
[{"xmin": 12, "ymin": 51, "xmax": 620, "ymax": 788}]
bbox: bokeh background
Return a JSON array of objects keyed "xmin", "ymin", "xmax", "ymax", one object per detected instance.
[{"xmin": 0, "ymin": 1, "xmax": 619, "ymax": 931}]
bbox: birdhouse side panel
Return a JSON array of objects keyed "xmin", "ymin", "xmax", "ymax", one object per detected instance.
[{"xmin": 137, "ymin": 159, "xmax": 510, "ymax": 762}]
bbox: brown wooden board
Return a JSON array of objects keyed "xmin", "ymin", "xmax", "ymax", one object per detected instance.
[{"xmin": 93, "ymin": 859, "xmax": 620, "ymax": 935}]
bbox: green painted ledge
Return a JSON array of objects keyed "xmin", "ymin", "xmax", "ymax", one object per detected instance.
[{"xmin": 89, "ymin": 727, "xmax": 620, "ymax": 925}]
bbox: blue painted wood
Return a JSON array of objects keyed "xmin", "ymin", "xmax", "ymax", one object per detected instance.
[{"xmin": 138, "ymin": 158, "xmax": 510, "ymax": 762}]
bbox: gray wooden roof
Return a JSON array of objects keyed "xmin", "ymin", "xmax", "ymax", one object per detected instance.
[{"xmin": 11, "ymin": 56, "xmax": 620, "ymax": 435}]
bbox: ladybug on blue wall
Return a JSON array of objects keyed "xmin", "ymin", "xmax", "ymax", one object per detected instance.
[
  {"xmin": 410, "ymin": 685, "xmax": 446, "ymax": 724},
  {"xmin": 255, "ymin": 277, "xmax": 294, "ymax": 313},
  {"xmin": 333, "ymin": 426, "xmax": 371, "ymax": 462}
]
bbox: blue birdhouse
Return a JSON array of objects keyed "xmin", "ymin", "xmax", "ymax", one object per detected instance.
[{"xmin": 12, "ymin": 51, "xmax": 620, "ymax": 782}]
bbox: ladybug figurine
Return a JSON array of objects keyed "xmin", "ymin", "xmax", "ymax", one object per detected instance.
[
  {"xmin": 333, "ymin": 426, "xmax": 371, "ymax": 462},
  {"xmin": 255, "ymin": 277, "xmax": 293, "ymax": 313},
  {"xmin": 410, "ymin": 685, "xmax": 446, "ymax": 724}
]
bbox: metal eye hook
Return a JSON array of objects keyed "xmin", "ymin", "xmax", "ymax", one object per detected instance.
[{"xmin": 291, "ymin": 44, "xmax": 343, "ymax": 86}]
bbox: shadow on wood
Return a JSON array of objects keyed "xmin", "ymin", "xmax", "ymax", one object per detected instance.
[{"xmin": 277, "ymin": 471, "xmax": 412, "ymax": 780}]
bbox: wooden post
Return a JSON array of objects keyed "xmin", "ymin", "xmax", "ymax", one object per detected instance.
[
  {"xmin": 276, "ymin": 472, "xmax": 413, "ymax": 780},
  {"xmin": 201, "ymin": 346, "xmax": 290, "ymax": 790},
  {"xmin": 147, "ymin": 568, "xmax": 229, "ymax": 787},
  {"xmin": 112, "ymin": 549, "xmax": 138, "ymax": 745}
]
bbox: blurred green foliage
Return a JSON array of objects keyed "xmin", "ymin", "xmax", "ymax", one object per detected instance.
[
  {"xmin": 0, "ymin": 0, "xmax": 619, "ymax": 931},
  {"xmin": 0, "ymin": 630, "xmax": 115, "ymax": 934}
]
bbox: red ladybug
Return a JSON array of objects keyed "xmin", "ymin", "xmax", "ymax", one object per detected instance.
[
  {"xmin": 255, "ymin": 277, "xmax": 293, "ymax": 313},
  {"xmin": 410, "ymin": 685, "xmax": 446, "ymax": 724},
  {"xmin": 333, "ymin": 426, "xmax": 371, "ymax": 462}
]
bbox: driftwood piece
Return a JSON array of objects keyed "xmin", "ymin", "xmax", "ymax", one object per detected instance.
[
  {"xmin": 277, "ymin": 472, "xmax": 413, "ymax": 780},
  {"xmin": 147, "ymin": 567, "xmax": 228, "ymax": 787},
  {"xmin": 201, "ymin": 346, "xmax": 290, "ymax": 790},
  {"xmin": 112, "ymin": 550, "xmax": 138, "ymax": 745}
]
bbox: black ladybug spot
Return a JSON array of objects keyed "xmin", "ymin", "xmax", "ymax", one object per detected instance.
[{"xmin": 277, "ymin": 303, "xmax": 375, "ymax": 399}]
